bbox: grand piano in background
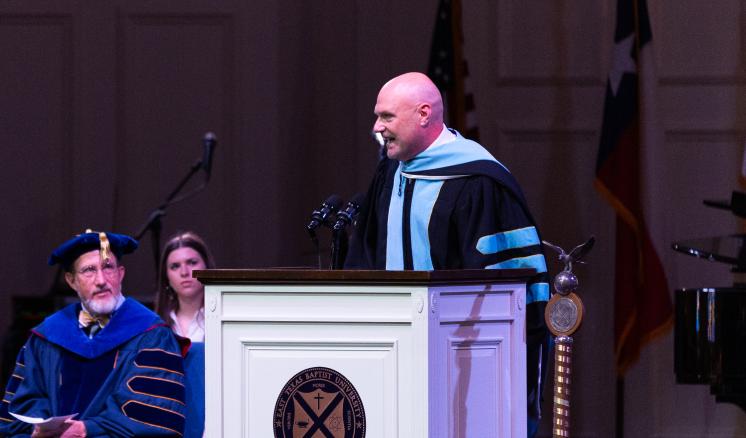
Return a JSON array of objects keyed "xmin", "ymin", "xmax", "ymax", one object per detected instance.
[{"xmin": 673, "ymin": 191, "xmax": 746, "ymax": 411}]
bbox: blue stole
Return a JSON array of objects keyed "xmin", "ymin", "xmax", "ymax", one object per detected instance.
[
  {"xmin": 385, "ymin": 132, "xmax": 506, "ymax": 270},
  {"xmin": 383, "ymin": 131, "xmax": 549, "ymax": 303}
]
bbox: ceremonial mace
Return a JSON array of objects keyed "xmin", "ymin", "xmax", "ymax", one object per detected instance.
[{"xmin": 542, "ymin": 237, "xmax": 595, "ymax": 438}]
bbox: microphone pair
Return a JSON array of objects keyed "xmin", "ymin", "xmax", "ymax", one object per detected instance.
[{"xmin": 306, "ymin": 194, "xmax": 365, "ymax": 233}]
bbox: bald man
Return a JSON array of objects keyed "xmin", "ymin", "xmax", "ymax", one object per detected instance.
[{"xmin": 345, "ymin": 72, "xmax": 550, "ymax": 436}]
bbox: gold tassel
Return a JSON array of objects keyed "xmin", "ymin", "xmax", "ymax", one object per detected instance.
[
  {"xmin": 98, "ymin": 232, "xmax": 112, "ymax": 263},
  {"xmin": 83, "ymin": 228, "xmax": 112, "ymax": 263}
]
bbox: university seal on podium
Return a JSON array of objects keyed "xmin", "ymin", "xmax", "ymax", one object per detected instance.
[{"xmin": 273, "ymin": 366, "xmax": 366, "ymax": 438}]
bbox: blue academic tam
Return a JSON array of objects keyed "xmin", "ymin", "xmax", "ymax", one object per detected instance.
[{"xmin": 48, "ymin": 230, "xmax": 138, "ymax": 267}]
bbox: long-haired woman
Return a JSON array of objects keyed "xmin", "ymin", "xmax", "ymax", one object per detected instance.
[{"xmin": 155, "ymin": 231, "xmax": 215, "ymax": 342}]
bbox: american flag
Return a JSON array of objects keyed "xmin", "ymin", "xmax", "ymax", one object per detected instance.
[{"xmin": 427, "ymin": 0, "xmax": 479, "ymax": 141}]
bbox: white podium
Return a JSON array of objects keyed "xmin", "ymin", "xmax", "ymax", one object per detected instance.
[{"xmin": 196, "ymin": 269, "xmax": 531, "ymax": 438}]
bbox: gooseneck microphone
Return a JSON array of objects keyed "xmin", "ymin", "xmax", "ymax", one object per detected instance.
[
  {"xmin": 307, "ymin": 194, "xmax": 343, "ymax": 269},
  {"xmin": 307, "ymin": 195, "xmax": 343, "ymax": 232},
  {"xmin": 201, "ymin": 132, "xmax": 217, "ymax": 179},
  {"xmin": 333, "ymin": 193, "xmax": 365, "ymax": 231},
  {"xmin": 330, "ymin": 193, "xmax": 365, "ymax": 270}
]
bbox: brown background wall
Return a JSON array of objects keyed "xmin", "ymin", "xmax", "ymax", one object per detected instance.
[{"xmin": 1, "ymin": 0, "xmax": 745, "ymax": 436}]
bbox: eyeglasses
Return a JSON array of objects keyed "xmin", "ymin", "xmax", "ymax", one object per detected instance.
[{"xmin": 77, "ymin": 262, "xmax": 120, "ymax": 280}]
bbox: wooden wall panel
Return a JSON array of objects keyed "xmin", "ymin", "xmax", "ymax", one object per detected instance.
[
  {"xmin": 114, "ymin": 9, "xmax": 235, "ymax": 291},
  {"xmin": 490, "ymin": 0, "xmax": 609, "ymax": 85},
  {"xmin": 0, "ymin": 14, "xmax": 74, "ymax": 330},
  {"xmin": 656, "ymin": 0, "xmax": 745, "ymax": 84}
]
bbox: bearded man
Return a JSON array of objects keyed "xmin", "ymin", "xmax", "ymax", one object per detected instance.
[{"xmin": 0, "ymin": 230, "xmax": 186, "ymax": 437}]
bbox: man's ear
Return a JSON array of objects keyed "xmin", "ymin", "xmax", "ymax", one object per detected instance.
[
  {"xmin": 418, "ymin": 103, "xmax": 432, "ymax": 125},
  {"xmin": 64, "ymin": 272, "xmax": 76, "ymax": 290}
]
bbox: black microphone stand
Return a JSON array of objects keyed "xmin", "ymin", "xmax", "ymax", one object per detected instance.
[
  {"xmin": 330, "ymin": 226, "xmax": 348, "ymax": 270},
  {"xmin": 135, "ymin": 157, "xmax": 209, "ymax": 284},
  {"xmin": 329, "ymin": 194, "xmax": 364, "ymax": 270},
  {"xmin": 307, "ymin": 227, "xmax": 322, "ymax": 270}
]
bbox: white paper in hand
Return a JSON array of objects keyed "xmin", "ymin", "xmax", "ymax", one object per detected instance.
[{"xmin": 9, "ymin": 412, "xmax": 77, "ymax": 431}]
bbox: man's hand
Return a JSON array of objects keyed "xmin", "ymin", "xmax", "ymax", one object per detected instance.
[
  {"xmin": 31, "ymin": 419, "xmax": 86, "ymax": 437},
  {"xmin": 31, "ymin": 421, "xmax": 69, "ymax": 438},
  {"xmin": 59, "ymin": 420, "xmax": 86, "ymax": 437}
]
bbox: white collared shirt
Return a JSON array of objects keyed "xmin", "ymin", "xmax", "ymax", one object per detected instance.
[
  {"xmin": 169, "ymin": 307, "xmax": 205, "ymax": 342},
  {"xmin": 428, "ymin": 124, "xmax": 457, "ymax": 149}
]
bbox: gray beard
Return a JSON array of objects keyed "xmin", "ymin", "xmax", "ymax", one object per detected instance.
[{"xmin": 82, "ymin": 292, "xmax": 124, "ymax": 317}]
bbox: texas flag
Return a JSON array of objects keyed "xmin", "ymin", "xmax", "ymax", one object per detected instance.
[{"xmin": 595, "ymin": 0, "xmax": 673, "ymax": 375}]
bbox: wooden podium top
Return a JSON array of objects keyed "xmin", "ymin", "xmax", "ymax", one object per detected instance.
[{"xmin": 193, "ymin": 268, "xmax": 535, "ymax": 286}]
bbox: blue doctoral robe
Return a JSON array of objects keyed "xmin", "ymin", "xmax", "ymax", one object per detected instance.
[
  {"xmin": 182, "ymin": 342, "xmax": 205, "ymax": 438},
  {"xmin": 0, "ymin": 297, "xmax": 186, "ymax": 437},
  {"xmin": 345, "ymin": 130, "xmax": 550, "ymax": 433}
]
